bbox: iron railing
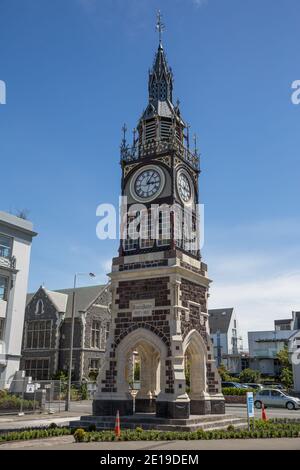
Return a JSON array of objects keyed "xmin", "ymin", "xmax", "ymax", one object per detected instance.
[
  {"xmin": 0, "ymin": 255, "xmax": 16, "ymax": 270},
  {"xmin": 121, "ymin": 137, "xmax": 200, "ymax": 171}
]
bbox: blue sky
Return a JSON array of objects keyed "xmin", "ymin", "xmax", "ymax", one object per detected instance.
[{"xmin": 1, "ymin": 0, "xmax": 300, "ymax": 343}]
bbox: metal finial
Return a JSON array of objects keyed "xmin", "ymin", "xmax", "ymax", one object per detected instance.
[
  {"xmin": 132, "ymin": 128, "xmax": 137, "ymax": 146},
  {"xmin": 186, "ymin": 123, "xmax": 190, "ymax": 150},
  {"xmin": 193, "ymin": 133, "xmax": 198, "ymax": 155},
  {"xmin": 122, "ymin": 123, "xmax": 127, "ymax": 144},
  {"xmin": 156, "ymin": 10, "xmax": 165, "ymax": 46}
]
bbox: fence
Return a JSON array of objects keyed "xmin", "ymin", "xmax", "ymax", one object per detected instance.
[{"xmin": 0, "ymin": 379, "xmax": 97, "ymax": 415}]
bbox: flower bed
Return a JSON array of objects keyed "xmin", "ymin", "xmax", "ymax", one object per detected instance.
[{"xmin": 1, "ymin": 420, "xmax": 300, "ymax": 444}]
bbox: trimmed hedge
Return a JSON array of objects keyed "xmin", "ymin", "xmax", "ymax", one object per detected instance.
[
  {"xmin": 222, "ymin": 387, "xmax": 253, "ymax": 396},
  {"xmin": 73, "ymin": 420, "xmax": 300, "ymax": 443},
  {"xmin": 1, "ymin": 419, "xmax": 300, "ymax": 444},
  {"xmin": 0, "ymin": 390, "xmax": 38, "ymax": 411},
  {"xmin": 0, "ymin": 427, "xmax": 71, "ymax": 443}
]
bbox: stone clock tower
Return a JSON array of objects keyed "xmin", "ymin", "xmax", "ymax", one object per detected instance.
[{"xmin": 93, "ymin": 19, "xmax": 224, "ymax": 419}]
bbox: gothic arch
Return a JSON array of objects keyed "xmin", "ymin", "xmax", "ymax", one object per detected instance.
[
  {"xmin": 183, "ymin": 329, "xmax": 208, "ymax": 397},
  {"xmin": 115, "ymin": 327, "xmax": 168, "ymax": 396}
]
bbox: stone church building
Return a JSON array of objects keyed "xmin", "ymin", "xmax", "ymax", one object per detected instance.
[{"xmin": 20, "ymin": 284, "xmax": 111, "ymax": 381}]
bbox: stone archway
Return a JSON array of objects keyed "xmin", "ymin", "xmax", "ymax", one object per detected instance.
[
  {"xmin": 183, "ymin": 329, "xmax": 211, "ymax": 415},
  {"xmin": 115, "ymin": 327, "xmax": 168, "ymax": 413}
]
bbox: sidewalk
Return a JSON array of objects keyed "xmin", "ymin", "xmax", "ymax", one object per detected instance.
[{"xmin": 0, "ymin": 412, "xmax": 81, "ymax": 432}]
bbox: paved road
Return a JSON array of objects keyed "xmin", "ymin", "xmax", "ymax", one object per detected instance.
[
  {"xmin": 1, "ymin": 402, "xmax": 300, "ymax": 432},
  {"xmin": 1, "ymin": 435, "xmax": 300, "ymax": 450},
  {"xmin": 226, "ymin": 404, "xmax": 300, "ymax": 420}
]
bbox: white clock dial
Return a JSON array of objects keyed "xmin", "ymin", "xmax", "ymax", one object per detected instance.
[
  {"xmin": 131, "ymin": 165, "xmax": 165, "ymax": 202},
  {"xmin": 177, "ymin": 171, "xmax": 192, "ymax": 203},
  {"xmin": 134, "ymin": 169, "xmax": 161, "ymax": 199}
]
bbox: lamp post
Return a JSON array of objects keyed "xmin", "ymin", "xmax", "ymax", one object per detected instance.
[{"xmin": 65, "ymin": 272, "xmax": 96, "ymax": 411}]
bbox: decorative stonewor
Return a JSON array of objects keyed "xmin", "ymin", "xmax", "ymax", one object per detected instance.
[{"xmin": 93, "ymin": 14, "xmax": 224, "ymax": 420}]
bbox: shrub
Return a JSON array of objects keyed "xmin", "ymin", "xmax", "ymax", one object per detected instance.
[
  {"xmin": 73, "ymin": 428, "xmax": 86, "ymax": 443},
  {"xmin": 48, "ymin": 423, "xmax": 58, "ymax": 429},
  {"xmin": 135, "ymin": 427, "xmax": 143, "ymax": 433},
  {"xmin": 222, "ymin": 387, "xmax": 250, "ymax": 396},
  {"xmin": 0, "ymin": 392, "xmax": 38, "ymax": 411},
  {"xmin": 239, "ymin": 368, "xmax": 261, "ymax": 384},
  {"xmin": 88, "ymin": 424, "xmax": 97, "ymax": 432}
]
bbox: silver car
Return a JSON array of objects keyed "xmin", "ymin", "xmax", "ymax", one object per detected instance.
[{"xmin": 254, "ymin": 388, "xmax": 300, "ymax": 410}]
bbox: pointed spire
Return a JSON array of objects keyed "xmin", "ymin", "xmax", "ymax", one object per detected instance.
[{"xmin": 148, "ymin": 12, "xmax": 173, "ymax": 104}]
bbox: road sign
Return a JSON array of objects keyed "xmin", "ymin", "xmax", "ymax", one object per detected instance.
[
  {"xmin": 26, "ymin": 384, "xmax": 35, "ymax": 393},
  {"xmin": 247, "ymin": 391, "xmax": 254, "ymax": 416}
]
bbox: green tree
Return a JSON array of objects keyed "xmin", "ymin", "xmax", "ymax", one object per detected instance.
[
  {"xmin": 280, "ymin": 367, "xmax": 294, "ymax": 389},
  {"xmin": 134, "ymin": 361, "xmax": 140, "ymax": 381},
  {"xmin": 276, "ymin": 345, "xmax": 290, "ymax": 368},
  {"xmin": 277, "ymin": 345, "xmax": 293, "ymax": 389},
  {"xmin": 218, "ymin": 364, "xmax": 231, "ymax": 381},
  {"xmin": 239, "ymin": 368, "xmax": 261, "ymax": 384}
]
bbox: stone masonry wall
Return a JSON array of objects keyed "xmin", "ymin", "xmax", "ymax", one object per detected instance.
[{"xmin": 101, "ymin": 276, "xmax": 174, "ymax": 394}]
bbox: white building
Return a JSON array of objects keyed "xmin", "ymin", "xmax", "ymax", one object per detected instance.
[
  {"xmin": 0, "ymin": 211, "xmax": 37, "ymax": 386},
  {"xmin": 209, "ymin": 308, "xmax": 242, "ymax": 374},
  {"xmin": 289, "ymin": 331, "xmax": 300, "ymax": 393},
  {"xmin": 248, "ymin": 313, "xmax": 300, "ymax": 377},
  {"xmin": 248, "ymin": 330, "xmax": 296, "ymax": 376}
]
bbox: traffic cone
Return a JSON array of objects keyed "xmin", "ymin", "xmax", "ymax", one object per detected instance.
[
  {"xmin": 115, "ymin": 410, "xmax": 121, "ymax": 438},
  {"xmin": 261, "ymin": 403, "xmax": 267, "ymax": 421}
]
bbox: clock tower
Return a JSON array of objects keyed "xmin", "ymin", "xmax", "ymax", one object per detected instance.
[{"xmin": 93, "ymin": 15, "xmax": 224, "ymax": 419}]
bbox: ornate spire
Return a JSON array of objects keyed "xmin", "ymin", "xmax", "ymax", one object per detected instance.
[{"xmin": 148, "ymin": 12, "xmax": 173, "ymax": 104}]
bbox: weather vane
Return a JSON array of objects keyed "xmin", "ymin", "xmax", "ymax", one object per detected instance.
[{"xmin": 156, "ymin": 10, "xmax": 165, "ymax": 46}]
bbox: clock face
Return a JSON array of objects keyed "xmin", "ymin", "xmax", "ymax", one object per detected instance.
[
  {"xmin": 177, "ymin": 171, "xmax": 192, "ymax": 203},
  {"xmin": 133, "ymin": 168, "xmax": 162, "ymax": 200}
]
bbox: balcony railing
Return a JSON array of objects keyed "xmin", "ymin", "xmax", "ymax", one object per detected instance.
[
  {"xmin": 0, "ymin": 255, "xmax": 16, "ymax": 270},
  {"xmin": 120, "ymin": 137, "xmax": 200, "ymax": 171}
]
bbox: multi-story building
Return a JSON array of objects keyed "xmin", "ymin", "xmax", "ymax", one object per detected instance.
[
  {"xmin": 208, "ymin": 308, "xmax": 242, "ymax": 374},
  {"xmin": 0, "ymin": 211, "xmax": 37, "ymax": 386},
  {"xmin": 20, "ymin": 284, "xmax": 111, "ymax": 381},
  {"xmin": 289, "ymin": 331, "xmax": 300, "ymax": 393},
  {"xmin": 248, "ymin": 330, "xmax": 295, "ymax": 376},
  {"xmin": 248, "ymin": 313, "xmax": 300, "ymax": 377}
]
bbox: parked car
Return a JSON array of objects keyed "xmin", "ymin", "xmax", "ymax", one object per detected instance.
[
  {"xmin": 262, "ymin": 382, "xmax": 285, "ymax": 390},
  {"xmin": 254, "ymin": 389, "xmax": 300, "ymax": 410},
  {"xmin": 243, "ymin": 383, "xmax": 264, "ymax": 391},
  {"xmin": 222, "ymin": 382, "xmax": 244, "ymax": 389}
]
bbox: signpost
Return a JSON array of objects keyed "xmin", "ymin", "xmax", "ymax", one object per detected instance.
[{"xmin": 246, "ymin": 391, "xmax": 254, "ymax": 431}]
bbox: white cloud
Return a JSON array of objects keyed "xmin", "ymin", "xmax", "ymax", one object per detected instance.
[
  {"xmin": 209, "ymin": 270, "xmax": 300, "ymax": 348},
  {"xmin": 192, "ymin": 0, "xmax": 208, "ymax": 7},
  {"xmin": 203, "ymin": 217, "xmax": 300, "ymax": 348}
]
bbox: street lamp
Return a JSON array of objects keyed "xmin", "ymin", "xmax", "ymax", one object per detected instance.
[{"xmin": 65, "ymin": 272, "xmax": 96, "ymax": 411}]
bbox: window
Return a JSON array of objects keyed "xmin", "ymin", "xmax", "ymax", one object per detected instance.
[
  {"xmin": 106, "ymin": 322, "xmax": 110, "ymax": 341},
  {"xmin": 140, "ymin": 209, "xmax": 154, "ymax": 249},
  {"xmin": 26, "ymin": 320, "xmax": 52, "ymax": 349},
  {"xmin": 91, "ymin": 321, "xmax": 101, "ymax": 349},
  {"xmin": 91, "ymin": 321, "xmax": 107, "ymax": 349},
  {"xmin": 24, "ymin": 358, "xmax": 50, "ymax": 380},
  {"xmin": 123, "ymin": 214, "xmax": 139, "ymax": 252},
  {"xmin": 0, "ymin": 318, "xmax": 5, "ymax": 340},
  {"xmin": 271, "ymin": 390, "xmax": 281, "ymax": 397},
  {"xmin": 0, "ymin": 234, "xmax": 12, "ymax": 258},
  {"xmin": 0, "ymin": 276, "xmax": 8, "ymax": 301},
  {"xmin": 157, "ymin": 207, "xmax": 171, "ymax": 247},
  {"xmin": 259, "ymin": 390, "xmax": 270, "ymax": 396},
  {"xmin": 89, "ymin": 358, "xmax": 100, "ymax": 372}
]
